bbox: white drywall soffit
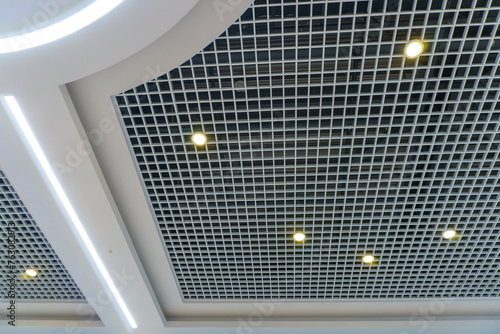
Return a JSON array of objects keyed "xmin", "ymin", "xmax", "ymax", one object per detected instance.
[
  {"xmin": 67, "ymin": 0, "xmax": 257, "ymax": 322},
  {"xmin": 4, "ymin": 95, "xmax": 137, "ymax": 329},
  {"xmin": 0, "ymin": 0, "xmax": 124, "ymax": 54},
  {"xmin": 0, "ymin": 0, "xmax": 199, "ymax": 90},
  {"xmin": 0, "ymin": 1, "xmax": 200, "ymax": 332}
]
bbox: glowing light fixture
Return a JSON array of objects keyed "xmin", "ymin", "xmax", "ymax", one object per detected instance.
[
  {"xmin": 443, "ymin": 229, "xmax": 457, "ymax": 239},
  {"xmin": 3, "ymin": 96, "xmax": 137, "ymax": 329},
  {"xmin": 0, "ymin": 0, "xmax": 124, "ymax": 54},
  {"xmin": 404, "ymin": 40, "xmax": 424, "ymax": 58},
  {"xmin": 293, "ymin": 232, "xmax": 306, "ymax": 242},
  {"xmin": 362, "ymin": 255, "xmax": 375, "ymax": 264},
  {"xmin": 192, "ymin": 133, "xmax": 207, "ymax": 146},
  {"xmin": 25, "ymin": 269, "xmax": 37, "ymax": 277}
]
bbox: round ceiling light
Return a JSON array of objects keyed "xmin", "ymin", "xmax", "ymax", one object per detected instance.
[
  {"xmin": 192, "ymin": 133, "xmax": 207, "ymax": 146},
  {"xmin": 0, "ymin": 0, "xmax": 124, "ymax": 54},
  {"xmin": 362, "ymin": 255, "xmax": 375, "ymax": 264},
  {"xmin": 404, "ymin": 40, "xmax": 424, "ymax": 59},
  {"xmin": 293, "ymin": 232, "xmax": 306, "ymax": 242},
  {"xmin": 442, "ymin": 229, "xmax": 457, "ymax": 239},
  {"xmin": 25, "ymin": 269, "xmax": 38, "ymax": 277}
]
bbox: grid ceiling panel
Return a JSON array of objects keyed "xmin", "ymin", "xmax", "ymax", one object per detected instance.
[
  {"xmin": 114, "ymin": 0, "xmax": 500, "ymax": 300},
  {"xmin": 0, "ymin": 170, "xmax": 85, "ymax": 300}
]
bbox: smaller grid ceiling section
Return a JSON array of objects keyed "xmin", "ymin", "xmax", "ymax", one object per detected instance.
[
  {"xmin": 0, "ymin": 170, "xmax": 85, "ymax": 300},
  {"xmin": 114, "ymin": 0, "xmax": 500, "ymax": 300}
]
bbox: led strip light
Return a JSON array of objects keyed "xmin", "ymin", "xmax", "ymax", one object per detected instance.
[
  {"xmin": 3, "ymin": 96, "xmax": 137, "ymax": 328},
  {"xmin": 0, "ymin": 0, "xmax": 123, "ymax": 54}
]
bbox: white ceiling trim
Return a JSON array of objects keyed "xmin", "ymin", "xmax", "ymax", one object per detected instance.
[
  {"xmin": 0, "ymin": 0, "xmax": 199, "ymax": 333},
  {"xmin": 0, "ymin": 0, "xmax": 199, "ymax": 91},
  {"xmin": 66, "ymin": 0, "xmax": 500, "ymax": 328},
  {"xmin": 0, "ymin": 0, "xmax": 124, "ymax": 54}
]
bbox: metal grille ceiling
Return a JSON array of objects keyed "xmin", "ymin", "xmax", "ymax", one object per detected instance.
[
  {"xmin": 114, "ymin": 0, "xmax": 500, "ymax": 300},
  {"xmin": 0, "ymin": 170, "xmax": 85, "ymax": 300}
]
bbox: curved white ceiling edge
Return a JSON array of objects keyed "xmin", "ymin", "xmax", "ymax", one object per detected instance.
[
  {"xmin": 0, "ymin": 0, "xmax": 124, "ymax": 54},
  {"xmin": 68, "ymin": 0, "xmax": 255, "ymax": 97},
  {"xmin": 0, "ymin": 0, "xmax": 199, "ymax": 92}
]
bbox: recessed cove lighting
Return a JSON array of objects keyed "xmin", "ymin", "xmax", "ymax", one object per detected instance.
[
  {"xmin": 25, "ymin": 269, "xmax": 37, "ymax": 277},
  {"xmin": 192, "ymin": 133, "xmax": 207, "ymax": 146},
  {"xmin": 3, "ymin": 96, "xmax": 137, "ymax": 329},
  {"xmin": 293, "ymin": 232, "xmax": 306, "ymax": 242},
  {"xmin": 362, "ymin": 255, "xmax": 375, "ymax": 264},
  {"xmin": 405, "ymin": 40, "xmax": 424, "ymax": 58},
  {"xmin": 443, "ymin": 229, "xmax": 457, "ymax": 239},
  {"xmin": 0, "ymin": 0, "xmax": 124, "ymax": 54}
]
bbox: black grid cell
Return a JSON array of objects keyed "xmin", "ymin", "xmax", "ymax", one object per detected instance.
[
  {"xmin": 114, "ymin": 0, "xmax": 500, "ymax": 300},
  {"xmin": 0, "ymin": 170, "xmax": 85, "ymax": 300}
]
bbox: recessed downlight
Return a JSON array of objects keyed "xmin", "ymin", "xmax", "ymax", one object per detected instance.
[
  {"xmin": 25, "ymin": 269, "xmax": 37, "ymax": 277},
  {"xmin": 192, "ymin": 133, "xmax": 207, "ymax": 146},
  {"xmin": 405, "ymin": 40, "xmax": 424, "ymax": 58},
  {"xmin": 443, "ymin": 229, "xmax": 457, "ymax": 239},
  {"xmin": 362, "ymin": 255, "xmax": 375, "ymax": 264},
  {"xmin": 293, "ymin": 232, "xmax": 306, "ymax": 242}
]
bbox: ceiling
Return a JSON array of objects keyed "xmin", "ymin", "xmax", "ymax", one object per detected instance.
[
  {"xmin": 0, "ymin": 0, "xmax": 94, "ymax": 38},
  {"xmin": 0, "ymin": 169, "xmax": 84, "ymax": 300},
  {"xmin": 1, "ymin": 0, "xmax": 500, "ymax": 333}
]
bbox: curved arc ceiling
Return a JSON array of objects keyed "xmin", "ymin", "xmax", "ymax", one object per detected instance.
[
  {"xmin": 44, "ymin": 0, "xmax": 500, "ymax": 331},
  {"xmin": 0, "ymin": 0, "xmax": 199, "ymax": 92},
  {"xmin": 0, "ymin": 169, "xmax": 84, "ymax": 300},
  {"xmin": 0, "ymin": 0, "xmax": 201, "ymax": 331},
  {"xmin": 0, "ymin": 0, "xmax": 94, "ymax": 38}
]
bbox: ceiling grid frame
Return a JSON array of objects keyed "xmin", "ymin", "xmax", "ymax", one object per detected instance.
[{"xmin": 112, "ymin": 0, "xmax": 500, "ymax": 300}]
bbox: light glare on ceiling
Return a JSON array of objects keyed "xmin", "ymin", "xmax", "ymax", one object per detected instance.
[
  {"xmin": 293, "ymin": 232, "xmax": 305, "ymax": 242},
  {"xmin": 192, "ymin": 133, "xmax": 207, "ymax": 146},
  {"xmin": 405, "ymin": 40, "xmax": 424, "ymax": 58},
  {"xmin": 3, "ymin": 96, "xmax": 137, "ymax": 329},
  {"xmin": 25, "ymin": 269, "xmax": 38, "ymax": 277},
  {"xmin": 443, "ymin": 230, "xmax": 457, "ymax": 239},
  {"xmin": 362, "ymin": 255, "xmax": 375, "ymax": 264},
  {"xmin": 0, "ymin": 0, "xmax": 124, "ymax": 54}
]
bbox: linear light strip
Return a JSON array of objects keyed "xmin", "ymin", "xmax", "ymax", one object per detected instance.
[
  {"xmin": 0, "ymin": 0, "xmax": 124, "ymax": 53},
  {"xmin": 3, "ymin": 96, "xmax": 137, "ymax": 329}
]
